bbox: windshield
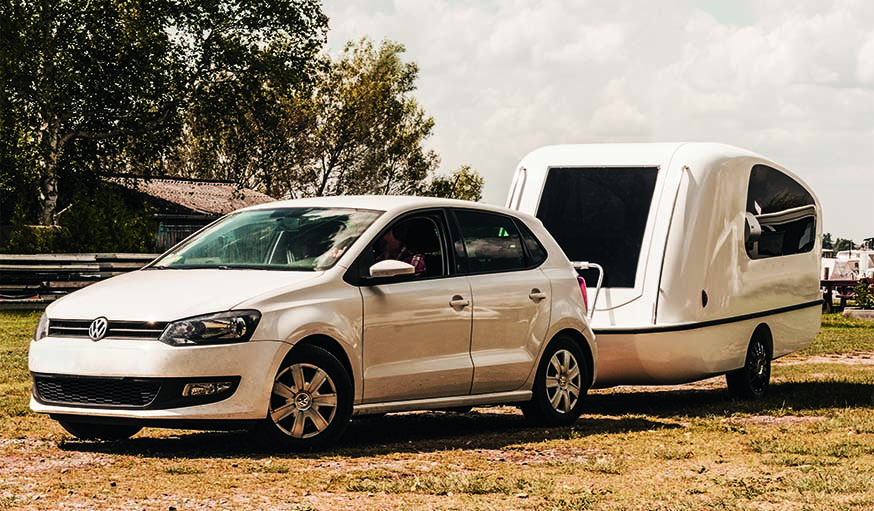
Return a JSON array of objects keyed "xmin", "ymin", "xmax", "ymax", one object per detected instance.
[{"xmin": 152, "ymin": 207, "xmax": 383, "ymax": 271}]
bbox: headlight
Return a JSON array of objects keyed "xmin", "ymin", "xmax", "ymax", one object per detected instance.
[
  {"xmin": 159, "ymin": 310, "xmax": 261, "ymax": 346},
  {"xmin": 34, "ymin": 313, "xmax": 49, "ymax": 341}
]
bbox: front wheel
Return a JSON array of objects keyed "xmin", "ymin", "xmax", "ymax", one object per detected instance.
[
  {"xmin": 521, "ymin": 335, "xmax": 590, "ymax": 426},
  {"xmin": 726, "ymin": 336, "xmax": 771, "ymax": 399},
  {"xmin": 58, "ymin": 421, "xmax": 142, "ymax": 441},
  {"xmin": 257, "ymin": 344, "xmax": 352, "ymax": 451}
]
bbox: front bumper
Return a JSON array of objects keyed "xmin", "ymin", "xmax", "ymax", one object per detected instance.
[{"xmin": 28, "ymin": 337, "xmax": 288, "ymax": 421}]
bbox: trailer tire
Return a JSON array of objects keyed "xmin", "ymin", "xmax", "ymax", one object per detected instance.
[{"xmin": 726, "ymin": 335, "xmax": 771, "ymax": 399}]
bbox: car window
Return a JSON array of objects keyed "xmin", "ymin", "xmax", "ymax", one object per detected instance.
[
  {"xmin": 370, "ymin": 215, "xmax": 446, "ymax": 278},
  {"xmin": 745, "ymin": 165, "xmax": 816, "ymax": 259},
  {"xmin": 515, "ymin": 219, "xmax": 548, "ymax": 266},
  {"xmin": 454, "ymin": 210, "xmax": 526, "ymax": 274},
  {"xmin": 152, "ymin": 207, "xmax": 382, "ymax": 271}
]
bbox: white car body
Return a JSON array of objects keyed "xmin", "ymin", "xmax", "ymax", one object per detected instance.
[
  {"xmin": 506, "ymin": 143, "xmax": 822, "ymax": 393},
  {"xmin": 29, "ymin": 196, "xmax": 596, "ymax": 448}
]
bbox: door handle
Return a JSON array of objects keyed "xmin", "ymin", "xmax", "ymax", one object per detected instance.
[
  {"xmin": 449, "ymin": 295, "xmax": 470, "ymax": 310},
  {"xmin": 529, "ymin": 289, "xmax": 547, "ymax": 302}
]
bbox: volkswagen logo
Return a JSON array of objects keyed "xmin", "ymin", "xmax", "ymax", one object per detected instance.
[{"xmin": 88, "ymin": 317, "xmax": 109, "ymax": 341}]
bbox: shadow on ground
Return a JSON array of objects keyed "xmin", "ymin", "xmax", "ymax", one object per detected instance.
[{"xmin": 58, "ymin": 379, "xmax": 872, "ymax": 459}]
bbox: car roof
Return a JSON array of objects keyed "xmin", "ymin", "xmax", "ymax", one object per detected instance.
[{"xmin": 238, "ymin": 195, "xmax": 531, "ymax": 219}]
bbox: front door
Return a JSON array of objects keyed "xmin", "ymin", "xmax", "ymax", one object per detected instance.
[{"xmin": 360, "ymin": 213, "xmax": 473, "ymax": 403}]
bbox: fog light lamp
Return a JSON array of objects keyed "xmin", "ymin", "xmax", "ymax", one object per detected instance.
[{"xmin": 183, "ymin": 382, "xmax": 233, "ymax": 397}]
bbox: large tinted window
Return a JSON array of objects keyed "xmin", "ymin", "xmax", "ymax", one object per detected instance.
[
  {"xmin": 536, "ymin": 167, "xmax": 658, "ymax": 288},
  {"xmin": 454, "ymin": 210, "xmax": 526, "ymax": 273},
  {"xmin": 746, "ymin": 165, "xmax": 816, "ymax": 259}
]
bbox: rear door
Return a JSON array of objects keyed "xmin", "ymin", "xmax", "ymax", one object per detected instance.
[{"xmin": 452, "ymin": 209, "xmax": 552, "ymax": 394}]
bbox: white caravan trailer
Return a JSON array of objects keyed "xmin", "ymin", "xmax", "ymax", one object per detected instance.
[{"xmin": 506, "ymin": 143, "xmax": 822, "ymax": 398}]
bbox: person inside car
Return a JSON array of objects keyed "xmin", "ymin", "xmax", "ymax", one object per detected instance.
[{"xmin": 375, "ymin": 222, "xmax": 426, "ymax": 277}]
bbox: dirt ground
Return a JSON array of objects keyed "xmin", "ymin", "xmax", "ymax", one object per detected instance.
[{"xmin": 2, "ymin": 352, "xmax": 872, "ymax": 511}]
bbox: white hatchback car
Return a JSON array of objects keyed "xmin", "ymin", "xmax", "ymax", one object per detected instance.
[{"xmin": 29, "ymin": 196, "xmax": 597, "ymax": 450}]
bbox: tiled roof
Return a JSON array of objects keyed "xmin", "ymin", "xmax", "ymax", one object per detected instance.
[{"xmin": 109, "ymin": 177, "xmax": 275, "ymax": 215}]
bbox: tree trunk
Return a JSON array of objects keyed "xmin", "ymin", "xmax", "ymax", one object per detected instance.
[
  {"xmin": 38, "ymin": 172, "xmax": 59, "ymax": 225},
  {"xmin": 37, "ymin": 121, "xmax": 61, "ymax": 226}
]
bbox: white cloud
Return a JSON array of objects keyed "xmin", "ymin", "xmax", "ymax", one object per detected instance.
[
  {"xmin": 858, "ymin": 32, "xmax": 874, "ymax": 83},
  {"xmin": 324, "ymin": 0, "xmax": 874, "ymax": 239}
]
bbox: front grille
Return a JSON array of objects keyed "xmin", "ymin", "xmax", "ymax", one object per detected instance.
[
  {"xmin": 34, "ymin": 376, "xmax": 160, "ymax": 407},
  {"xmin": 49, "ymin": 319, "xmax": 167, "ymax": 340}
]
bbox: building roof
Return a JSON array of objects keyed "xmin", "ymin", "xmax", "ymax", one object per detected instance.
[{"xmin": 110, "ymin": 177, "xmax": 275, "ymax": 216}]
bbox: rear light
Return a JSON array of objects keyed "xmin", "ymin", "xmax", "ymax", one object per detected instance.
[{"xmin": 577, "ymin": 275, "xmax": 589, "ymax": 313}]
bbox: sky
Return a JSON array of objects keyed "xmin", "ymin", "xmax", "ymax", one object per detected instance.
[{"xmin": 323, "ymin": 0, "xmax": 874, "ymax": 241}]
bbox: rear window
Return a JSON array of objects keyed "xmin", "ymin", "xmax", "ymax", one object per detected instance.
[{"xmin": 536, "ymin": 167, "xmax": 659, "ymax": 288}]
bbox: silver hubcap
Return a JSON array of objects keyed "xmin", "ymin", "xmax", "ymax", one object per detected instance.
[
  {"xmin": 545, "ymin": 349, "xmax": 581, "ymax": 414},
  {"xmin": 270, "ymin": 363, "xmax": 338, "ymax": 439}
]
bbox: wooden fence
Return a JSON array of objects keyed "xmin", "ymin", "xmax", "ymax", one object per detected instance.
[{"xmin": 0, "ymin": 253, "xmax": 158, "ymax": 309}]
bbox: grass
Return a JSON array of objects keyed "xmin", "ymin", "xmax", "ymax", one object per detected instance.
[{"xmin": 1, "ymin": 311, "xmax": 873, "ymax": 510}]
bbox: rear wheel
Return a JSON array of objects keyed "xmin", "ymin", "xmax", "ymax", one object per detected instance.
[
  {"xmin": 726, "ymin": 335, "xmax": 771, "ymax": 399},
  {"xmin": 57, "ymin": 421, "xmax": 142, "ymax": 441},
  {"xmin": 521, "ymin": 335, "xmax": 590, "ymax": 426},
  {"xmin": 258, "ymin": 344, "xmax": 352, "ymax": 451}
]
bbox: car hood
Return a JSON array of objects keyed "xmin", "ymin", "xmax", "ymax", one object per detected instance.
[{"xmin": 46, "ymin": 268, "xmax": 325, "ymax": 321}]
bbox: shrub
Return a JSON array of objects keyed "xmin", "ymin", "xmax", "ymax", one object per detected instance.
[{"xmin": 854, "ymin": 279, "xmax": 874, "ymax": 310}]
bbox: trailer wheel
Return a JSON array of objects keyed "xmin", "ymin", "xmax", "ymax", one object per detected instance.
[
  {"xmin": 726, "ymin": 334, "xmax": 771, "ymax": 399},
  {"xmin": 521, "ymin": 335, "xmax": 590, "ymax": 425}
]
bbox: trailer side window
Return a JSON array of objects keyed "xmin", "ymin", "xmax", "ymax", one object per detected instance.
[
  {"xmin": 536, "ymin": 167, "xmax": 659, "ymax": 288},
  {"xmin": 745, "ymin": 165, "xmax": 816, "ymax": 259}
]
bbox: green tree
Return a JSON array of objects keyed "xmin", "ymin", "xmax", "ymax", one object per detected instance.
[
  {"xmin": 276, "ymin": 38, "xmax": 439, "ymax": 198},
  {"xmin": 422, "ymin": 165, "xmax": 484, "ymax": 202},
  {"xmin": 822, "ymin": 232, "xmax": 834, "ymax": 250},
  {"xmin": 835, "ymin": 238, "xmax": 855, "ymax": 251},
  {"xmin": 0, "ymin": 1, "xmax": 327, "ymax": 226}
]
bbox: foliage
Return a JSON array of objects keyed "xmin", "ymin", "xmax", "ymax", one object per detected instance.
[
  {"xmin": 1, "ymin": 183, "xmax": 156, "ymax": 254},
  {"xmin": 854, "ymin": 280, "xmax": 874, "ymax": 310},
  {"xmin": 0, "ymin": 0, "xmax": 327, "ymax": 226},
  {"xmin": 422, "ymin": 165, "xmax": 484, "ymax": 202},
  {"xmin": 834, "ymin": 237, "xmax": 855, "ymax": 251},
  {"xmin": 822, "ymin": 232, "xmax": 834, "ymax": 250},
  {"xmin": 275, "ymin": 38, "xmax": 440, "ymax": 198}
]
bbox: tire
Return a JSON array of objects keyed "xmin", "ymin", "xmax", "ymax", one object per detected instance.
[
  {"xmin": 58, "ymin": 421, "xmax": 142, "ymax": 441},
  {"xmin": 258, "ymin": 344, "xmax": 352, "ymax": 451},
  {"xmin": 521, "ymin": 335, "xmax": 590, "ymax": 426},
  {"xmin": 726, "ymin": 335, "xmax": 771, "ymax": 399}
]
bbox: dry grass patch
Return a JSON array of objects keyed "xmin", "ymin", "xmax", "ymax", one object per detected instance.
[{"xmin": 2, "ymin": 311, "xmax": 874, "ymax": 510}]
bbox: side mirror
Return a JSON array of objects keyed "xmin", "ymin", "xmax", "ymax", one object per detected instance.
[{"xmin": 369, "ymin": 259, "xmax": 415, "ymax": 278}]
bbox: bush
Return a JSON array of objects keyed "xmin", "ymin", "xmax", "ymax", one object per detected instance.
[
  {"xmin": 1, "ymin": 185, "xmax": 156, "ymax": 254},
  {"xmin": 854, "ymin": 279, "xmax": 874, "ymax": 310}
]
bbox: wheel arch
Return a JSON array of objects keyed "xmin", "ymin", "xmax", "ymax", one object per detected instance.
[
  {"xmin": 555, "ymin": 328, "xmax": 596, "ymax": 386},
  {"xmin": 286, "ymin": 334, "xmax": 355, "ymax": 388},
  {"xmin": 750, "ymin": 323, "xmax": 774, "ymax": 359}
]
